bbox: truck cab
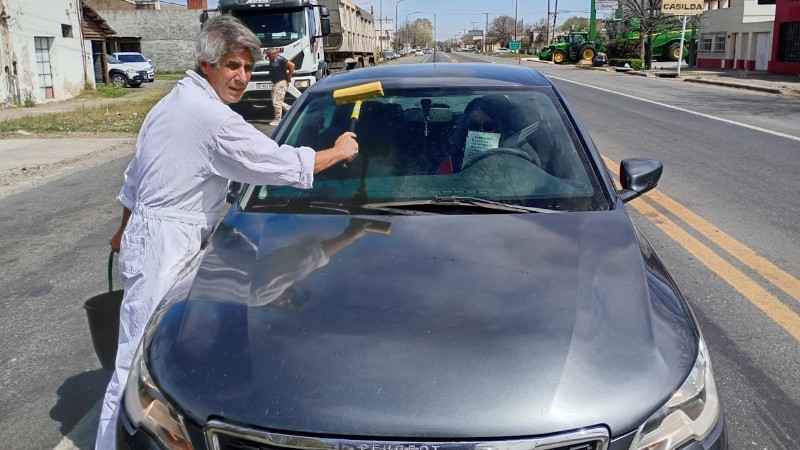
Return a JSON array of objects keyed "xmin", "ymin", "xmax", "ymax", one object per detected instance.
[{"xmin": 211, "ymin": 0, "xmax": 331, "ymax": 110}]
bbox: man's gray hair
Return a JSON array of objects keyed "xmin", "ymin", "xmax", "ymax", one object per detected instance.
[{"xmin": 196, "ymin": 14, "xmax": 262, "ymax": 69}]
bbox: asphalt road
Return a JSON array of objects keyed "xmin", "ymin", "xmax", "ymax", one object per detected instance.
[{"xmin": 0, "ymin": 54, "xmax": 798, "ymax": 449}]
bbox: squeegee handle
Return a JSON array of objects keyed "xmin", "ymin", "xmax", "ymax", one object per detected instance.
[{"xmin": 349, "ymin": 100, "xmax": 363, "ymax": 132}]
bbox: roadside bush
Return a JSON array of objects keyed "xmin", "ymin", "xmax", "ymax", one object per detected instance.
[
  {"xmin": 605, "ymin": 38, "xmax": 640, "ymax": 59},
  {"xmin": 609, "ymin": 58, "xmax": 644, "ymax": 70}
]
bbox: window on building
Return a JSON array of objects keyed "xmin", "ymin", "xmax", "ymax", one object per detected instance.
[
  {"xmin": 710, "ymin": 0, "xmax": 719, "ymax": 9},
  {"xmin": 713, "ymin": 34, "xmax": 727, "ymax": 52},
  {"xmin": 61, "ymin": 24, "xmax": 72, "ymax": 38},
  {"xmin": 700, "ymin": 35, "xmax": 713, "ymax": 52},
  {"xmin": 35, "ymin": 37, "xmax": 54, "ymax": 100},
  {"xmin": 721, "ymin": 0, "xmax": 730, "ymax": 7},
  {"xmin": 778, "ymin": 21, "xmax": 800, "ymax": 62}
]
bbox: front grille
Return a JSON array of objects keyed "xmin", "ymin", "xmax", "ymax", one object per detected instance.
[
  {"xmin": 138, "ymin": 70, "xmax": 148, "ymax": 79},
  {"xmin": 205, "ymin": 420, "xmax": 609, "ymax": 450}
]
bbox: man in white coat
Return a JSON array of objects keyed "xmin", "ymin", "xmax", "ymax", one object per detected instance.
[{"xmin": 95, "ymin": 14, "xmax": 358, "ymax": 449}]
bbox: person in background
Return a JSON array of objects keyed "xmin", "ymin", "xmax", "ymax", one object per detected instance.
[
  {"xmin": 265, "ymin": 47, "xmax": 295, "ymax": 126},
  {"xmin": 95, "ymin": 14, "xmax": 358, "ymax": 449}
]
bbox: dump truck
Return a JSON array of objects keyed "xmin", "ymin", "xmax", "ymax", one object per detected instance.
[
  {"xmin": 206, "ymin": 0, "xmax": 376, "ymax": 110},
  {"xmin": 538, "ymin": 32, "xmax": 598, "ymax": 64}
]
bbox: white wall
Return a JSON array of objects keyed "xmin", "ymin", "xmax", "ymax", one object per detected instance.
[{"xmin": 0, "ymin": 0, "xmax": 94, "ymax": 106}]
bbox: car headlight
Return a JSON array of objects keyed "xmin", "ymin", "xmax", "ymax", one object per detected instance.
[
  {"xmin": 125, "ymin": 69, "xmax": 138, "ymax": 77},
  {"xmin": 124, "ymin": 343, "xmax": 193, "ymax": 450},
  {"xmin": 629, "ymin": 338, "xmax": 720, "ymax": 450},
  {"xmin": 294, "ymin": 79, "xmax": 311, "ymax": 89}
]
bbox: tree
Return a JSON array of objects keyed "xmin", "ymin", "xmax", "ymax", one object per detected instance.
[
  {"xmin": 559, "ymin": 16, "xmax": 590, "ymax": 33},
  {"xmin": 393, "ymin": 18, "xmax": 433, "ymax": 50},
  {"xmin": 618, "ymin": 0, "xmax": 679, "ymax": 69},
  {"xmin": 488, "ymin": 15, "xmax": 516, "ymax": 47}
]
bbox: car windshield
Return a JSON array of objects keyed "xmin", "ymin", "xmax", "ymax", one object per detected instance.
[
  {"xmin": 236, "ymin": 10, "xmax": 307, "ymax": 47},
  {"xmin": 117, "ymin": 53, "xmax": 147, "ymax": 63},
  {"xmin": 245, "ymin": 87, "xmax": 607, "ymax": 213},
  {"xmin": 106, "ymin": 55, "xmax": 122, "ymax": 64}
]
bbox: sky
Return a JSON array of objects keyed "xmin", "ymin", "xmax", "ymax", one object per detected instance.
[{"xmin": 169, "ymin": 0, "xmax": 607, "ymax": 42}]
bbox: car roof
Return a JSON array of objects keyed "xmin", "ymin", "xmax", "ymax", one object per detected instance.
[
  {"xmin": 113, "ymin": 52, "xmax": 144, "ymax": 55},
  {"xmin": 312, "ymin": 63, "xmax": 554, "ymax": 92}
]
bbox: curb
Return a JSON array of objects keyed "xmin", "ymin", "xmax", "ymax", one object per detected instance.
[{"xmin": 682, "ymin": 77, "xmax": 784, "ymax": 94}]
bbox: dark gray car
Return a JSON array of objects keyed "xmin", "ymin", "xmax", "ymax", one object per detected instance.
[{"xmin": 116, "ymin": 64, "xmax": 727, "ymax": 450}]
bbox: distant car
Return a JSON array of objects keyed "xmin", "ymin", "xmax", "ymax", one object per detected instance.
[
  {"xmin": 380, "ymin": 50, "xmax": 398, "ymax": 60},
  {"xmin": 110, "ymin": 52, "xmax": 154, "ymax": 82},
  {"xmin": 445, "ymin": 47, "xmax": 452, "ymax": 52},
  {"xmin": 415, "ymin": 50, "xmax": 424, "ymax": 56},
  {"xmin": 105, "ymin": 54, "xmax": 142, "ymax": 88},
  {"xmin": 117, "ymin": 63, "xmax": 727, "ymax": 450},
  {"xmin": 493, "ymin": 47, "xmax": 511, "ymax": 55},
  {"xmin": 423, "ymin": 48, "xmax": 433, "ymax": 54}
]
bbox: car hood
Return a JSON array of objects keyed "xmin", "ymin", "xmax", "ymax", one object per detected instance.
[
  {"xmin": 148, "ymin": 210, "xmax": 697, "ymax": 437},
  {"xmin": 116, "ymin": 61, "xmax": 151, "ymax": 71}
]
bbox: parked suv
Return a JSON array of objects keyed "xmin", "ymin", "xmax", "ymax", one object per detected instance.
[
  {"xmin": 110, "ymin": 52, "xmax": 155, "ymax": 82},
  {"xmin": 106, "ymin": 54, "xmax": 143, "ymax": 88}
]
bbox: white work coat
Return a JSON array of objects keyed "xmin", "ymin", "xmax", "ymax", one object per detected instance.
[{"xmin": 96, "ymin": 70, "xmax": 316, "ymax": 449}]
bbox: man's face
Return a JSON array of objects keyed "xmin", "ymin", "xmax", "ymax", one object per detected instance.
[
  {"xmin": 199, "ymin": 48, "xmax": 253, "ymax": 104},
  {"xmin": 266, "ymin": 49, "xmax": 278, "ymax": 60}
]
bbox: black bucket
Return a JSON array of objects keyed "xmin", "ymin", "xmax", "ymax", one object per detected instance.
[{"xmin": 84, "ymin": 251, "xmax": 123, "ymax": 370}]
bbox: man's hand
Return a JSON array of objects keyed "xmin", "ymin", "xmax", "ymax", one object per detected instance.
[
  {"xmin": 313, "ymin": 132, "xmax": 359, "ymax": 173},
  {"xmin": 109, "ymin": 206, "xmax": 132, "ymax": 253},
  {"xmin": 109, "ymin": 229, "xmax": 123, "ymax": 253},
  {"xmin": 334, "ymin": 131, "xmax": 359, "ymax": 162}
]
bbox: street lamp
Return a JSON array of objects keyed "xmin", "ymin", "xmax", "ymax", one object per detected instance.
[
  {"xmin": 405, "ymin": 11, "xmax": 422, "ymax": 53},
  {"xmin": 395, "ymin": 0, "xmax": 406, "ymax": 51}
]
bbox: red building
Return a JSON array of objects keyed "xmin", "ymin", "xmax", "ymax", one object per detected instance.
[{"xmin": 769, "ymin": 0, "xmax": 800, "ymax": 73}]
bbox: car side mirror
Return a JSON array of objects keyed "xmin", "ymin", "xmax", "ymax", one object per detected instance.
[{"xmin": 618, "ymin": 158, "xmax": 662, "ymax": 203}]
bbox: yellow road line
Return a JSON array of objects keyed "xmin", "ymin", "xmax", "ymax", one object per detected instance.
[
  {"xmin": 602, "ymin": 156, "xmax": 800, "ymax": 304},
  {"xmin": 647, "ymin": 188, "xmax": 800, "ymax": 304},
  {"xmin": 602, "ymin": 156, "xmax": 800, "ymax": 340}
]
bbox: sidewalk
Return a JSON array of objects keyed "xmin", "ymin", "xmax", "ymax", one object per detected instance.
[{"xmin": 527, "ymin": 57, "xmax": 800, "ymax": 97}]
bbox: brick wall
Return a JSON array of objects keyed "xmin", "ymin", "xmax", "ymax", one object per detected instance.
[{"xmin": 98, "ymin": 10, "xmax": 202, "ymax": 72}]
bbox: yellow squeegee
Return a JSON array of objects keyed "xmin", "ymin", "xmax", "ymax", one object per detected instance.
[{"xmin": 332, "ymin": 81, "xmax": 385, "ymax": 132}]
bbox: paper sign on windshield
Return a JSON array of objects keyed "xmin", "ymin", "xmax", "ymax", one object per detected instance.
[{"xmin": 462, "ymin": 131, "xmax": 501, "ymax": 169}]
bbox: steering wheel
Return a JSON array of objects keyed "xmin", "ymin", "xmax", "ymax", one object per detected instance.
[{"xmin": 461, "ymin": 147, "xmax": 538, "ymax": 170}]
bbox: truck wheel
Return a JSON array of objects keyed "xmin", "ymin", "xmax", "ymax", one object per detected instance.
[
  {"xmin": 666, "ymin": 43, "xmax": 681, "ymax": 61},
  {"xmin": 553, "ymin": 51, "xmax": 566, "ymax": 64},
  {"xmin": 580, "ymin": 46, "xmax": 596, "ymax": 61},
  {"xmin": 111, "ymin": 73, "xmax": 128, "ymax": 87}
]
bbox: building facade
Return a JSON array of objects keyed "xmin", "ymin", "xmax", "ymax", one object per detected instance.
[
  {"xmin": 769, "ymin": 0, "xmax": 800, "ymax": 73},
  {"xmin": 696, "ymin": 0, "xmax": 775, "ymax": 70},
  {"xmin": 0, "ymin": 0, "xmax": 97, "ymax": 107}
]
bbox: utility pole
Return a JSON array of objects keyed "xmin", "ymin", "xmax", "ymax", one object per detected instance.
[
  {"xmin": 379, "ymin": 0, "xmax": 383, "ymax": 52},
  {"xmin": 484, "ymin": 12, "xmax": 489, "ymax": 51},
  {"xmin": 547, "ymin": 0, "xmax": 550, "ymax": 43},
  {"xmin": 514, "ymin": 0, "xmax": 518, "ymax": 41}
]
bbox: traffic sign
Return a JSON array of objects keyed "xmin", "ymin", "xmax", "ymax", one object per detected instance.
[{"xmin": 509, "ymin": 40, "xmax": 521, "ymax": 50}]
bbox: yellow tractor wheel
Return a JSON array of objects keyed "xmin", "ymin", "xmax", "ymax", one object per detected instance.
[
  {"xmin": 582, "ymin": 47, "xmax": 596, "ymax": 61},
  {"xmin": 553, "ymin": 51, "xmax": 565, "ymax": 64}
]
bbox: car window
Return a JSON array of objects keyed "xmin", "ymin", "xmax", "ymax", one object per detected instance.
[
  {"xmin": 117, "ymin": 53, "xmax": 147, "ymax": 63},
  {"xmin": 106, "ymin": 55, "xmax": 122, "ymax": 64},
  {"xmin": 247, "ymin": 87, "xmax": 607, "ymax": 213}
]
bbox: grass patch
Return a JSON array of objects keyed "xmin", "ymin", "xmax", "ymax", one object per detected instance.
[
  {"xmin": 156, "ymin": 71, "xmax": 188, "ymax": 81},
  {"xmin": 0, "ymin": 89, "xmax": 167, "ymax": 136}
]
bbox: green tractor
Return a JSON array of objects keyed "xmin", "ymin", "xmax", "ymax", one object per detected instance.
[
  {"xmin": 538, "ymin": 32, "xmax": 598, "ymax": 64},
  {"xmin": 606, "ymin": 17, "xmax": 694, "ymax": 61}
]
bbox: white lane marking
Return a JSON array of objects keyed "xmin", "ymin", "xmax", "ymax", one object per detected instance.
[{"xmin": 547, "ymin": 75, "xmax": 800, "ymax": 143}]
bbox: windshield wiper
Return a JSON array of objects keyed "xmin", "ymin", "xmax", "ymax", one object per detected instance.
[
  {"xmin": 252, "ymin": 199, "xmax": 422, "ymax": 215},
  {"xmin": 366, "ymin": 196, "xmax": 563, "ymax": 213}
]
